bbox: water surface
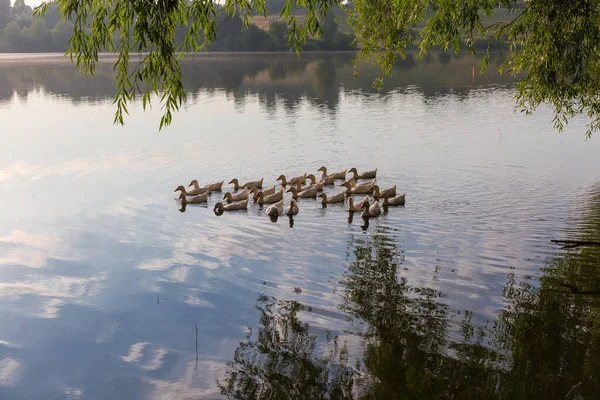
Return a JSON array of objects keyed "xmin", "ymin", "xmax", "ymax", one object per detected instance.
[{"xmin": 1, "ymin": 52, "xmax": 600, "ymax": 399}]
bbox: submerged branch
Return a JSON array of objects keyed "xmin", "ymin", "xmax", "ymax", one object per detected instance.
[{"xmin": 551, "ymin": 239, "xmax": 600, "ymax": 249}]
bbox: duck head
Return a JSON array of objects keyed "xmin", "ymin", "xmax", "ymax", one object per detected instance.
[
  {"xmin": 174, "ymin": 185, "xmax": 186, "ymax": 194},
  {"xmin": 188, "ymin": 179, "xmax": 199, "ymax": 188},
  {"xmin": 370, "ymin": 184, "xmax": 380, "ymax": 197}
]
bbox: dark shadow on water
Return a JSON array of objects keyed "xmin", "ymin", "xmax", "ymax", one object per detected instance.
[
  {"xmin": 218, "ymin": 294, "xmax": 355, "ymax": 399},
  {"xmin": 220, "ymin": 189, "xmax": 600, "ymax": 398}
]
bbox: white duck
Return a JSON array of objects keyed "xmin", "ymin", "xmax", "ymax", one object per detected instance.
[
  {"xmin": 361, "ymin": 199, "xmax": 381, "ymax": 218},
  {"xmin": 341, "ymin": 181, "xmax": 374, "ymax": 195},
  {"xmin": 223, "ymin": 187, "xmax": 249, "ymax": 203},
  {"xmin": 250, "ymin": 186, "xmax": 277, "ymax": 201},
  {"xmin": 295, "ymin": 180, "xmax": 324, "ymax": 193},
  {"xmin": 175, "ymin": 185, "xmax": 208, "ymax": 197},
  {"xmin": 214, "ymin": 198, "xmax": 248, "ymax": 213},
  {"xmin": 229, "ymin": 178, "xmax": 263, "ymax": 190},
  {"xmin": 178, "ymin": 191, "xmax": 208, "ymax": 204},
  {"xmin": 318, "ymin": 191, "xmax": 346, "ymax": 205},
  {"xmin": 317, "ymin": 166, "xmax": 346, "ymax": 180},
  {"xmin": 276, "ymin": 174, "xmax": 307, "ymax": 186},
  {"xmin": 189, "ymin": 180, "xmax": 223, "ymax": 192},
  {"xmin": 265, "ymin": 199, "xmax": 284, "ymax": 217},
  {"xmin": 381, "ymin": 193, "xmax": 406, "ymax": 206},
  {"xmin": 256, "ymin": 188, "xmax": 284, "ymax": 204},
  {"xmin": 370, "ymin": 184, "xmax": 397, "ymax": 199},
  {"xmin": 342, "ymin": 178, "xmax": 377, "ymax": 188},
  {"xmin": 187, "ymin": 180, "xmax": 211, "ymax": 192},
  {"xmin": 307, "ymin": 173, "xmax": 335, "ymax": 186},
  {"xmin": 285, "ymin": 199, "xmax": 299, "ymax": 216},
  {"xmin": 286, "ymin": 186, "xmax": 318, "ymax": 199},
  {"xmin": 348, "ymin": 196, "xmax": 370, "ymax": 212},
  {"xmin": 348, "ymin": 167, "xmax": 377, "ymax": 179}
]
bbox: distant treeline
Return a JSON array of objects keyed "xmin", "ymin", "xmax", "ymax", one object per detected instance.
[{"xmin": 0, "ymin": 0, "xmax": 355, "ymax": 53}]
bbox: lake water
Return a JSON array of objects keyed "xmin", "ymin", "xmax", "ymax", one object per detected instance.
[{"xmin": 1, "ymin": 52, "xmax": 600, "ymax": 399}]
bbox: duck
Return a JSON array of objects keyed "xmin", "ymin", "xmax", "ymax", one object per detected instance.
[
  {"xmin": 317, "ymin": 166, "xmax": 346, "ymax": 180},
  {"xmin": 342, "ymin": 178, "xmax": 377, "ymax": 188},
  {"xmin": 317, "ymin": 166, "xmax": 347, "ymax": 179},
  {"xmin": 285, "ymin": 199, "xmax": 299, "ymax": 216},
  {"xmin": 209, "ymin": 180, "xmax": 224, "ymax": 191},
  {"xmin": 276, "ymin": 174, "xmax": 307, "ymax": 186},
  {"xmin": 250, "ymin": 186, "xmax": 277, "ymax": 202},
  {"xmin": 370, "ymin": 184, "xmax": 397, "ymax": 199},
  {"xmin": 189, "ymin": 180, "xmax": 223, "ymax": 192},
  {"xmin": 256, "ymin": 188, "xmax": 284, "ymax": 204},
  {"xmin": 178, "ymin": 191, "xmax": 208, "ymax": 204},
  {"xmin": 348, "ymin": 167, "xmax": 377, "ymax": 179},
  {"xmin": 307, "ymin": 173, "xmax": 335, "ymax": 186},
  {"xmin": 381, "ymin": 193, "xmax": 406, "ymax": 206},
  {"xmin": 265, "ymin": 199, "xmax": 284, "ymax": 217},
  {"xmin": 286, "ymin": 186, "xmax": 318, "ymax": 199},
  {"xmin": 348, "ymin": 195, "xmax": 370, "ymax": 212},
  {"xmin": 341, "ymin": 181, "xmax": 374, "ymax": 195},
  {"xmin": 318, "ymin": 191, "xmax": 346, "ymax": 205},
  {"xmin": 295, "ymin": 180, "xmax": 325, "ymax": 193},
  {"xmin": 214, "ymin": 198, "xmax": 248, "ymax": 213},
  {"xmin": 223, "ymin": 187, "xmax": 249, "ymax": 203},
  {"xmin": 187, "ymin": 180, "xmax": 211, "ymax": 192},
  {"xmin": 175, "ymin": 185, "xmax": 208, "ymax": 197},
  {"xmin": 229, "ymin": 178, "xmax": 263, "ymax": 190},
  {"xmin": 361, "ymin": 199, "xmax": 381, "ymax": 218}
]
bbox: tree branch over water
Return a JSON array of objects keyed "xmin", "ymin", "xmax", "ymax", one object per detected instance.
[{"xmin": 29, "ymin": 0, "xmax": 600, "ymax": 135}]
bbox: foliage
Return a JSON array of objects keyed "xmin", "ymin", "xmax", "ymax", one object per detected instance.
[
  {"xmin": 30, "ymin": 0, "xmax": 600, "ymax": 135},
  {"xmin": 30, "ymin": 0, "xmax": 355, "ymax": 129},
  {"xmin": 350, "ymin": 0, "xmax": 600, "ymax": 137},
  {"xmin": 219, "ymin": 295, "xmax": 354, "ymax": 399}
]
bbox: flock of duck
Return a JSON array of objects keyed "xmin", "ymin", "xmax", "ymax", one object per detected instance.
[{"xmin": 174, "ymin": 167, "xmax": 406, "ymax": 220}]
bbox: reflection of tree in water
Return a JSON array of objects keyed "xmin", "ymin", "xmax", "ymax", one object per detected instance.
[
  {"xmin": 220, "ymin": 187, "xmax": 600, "ymax": 399},
  {"xmin": 219, "ymin": 294, "xmax": 354, "ymax": 399},
  {"xmin": 341, "ymin": 227, "xmax": 503, "ymax": 399},
  {"xmin": 0, "ymin": 52, "xmax": 515, "ymax": 110},
  {"xmin": 344, "ymin": 198, "xmax": 600, "ymax": 398},
  {"xmin": 493, "ymin": 185, "xmax": 600, "ymax": 398}
]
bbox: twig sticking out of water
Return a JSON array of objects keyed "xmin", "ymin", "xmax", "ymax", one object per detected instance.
[
  {"xmin": 565, "ymin": 381, "xmax": 582, "ymax": 398},
  {"xmin": 551, "ymin": 239, "xmax": 600, "ymax": 249},
  {"xmin": 195, "ymin": 322, "xmax": 199, "ymax": 370}
]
